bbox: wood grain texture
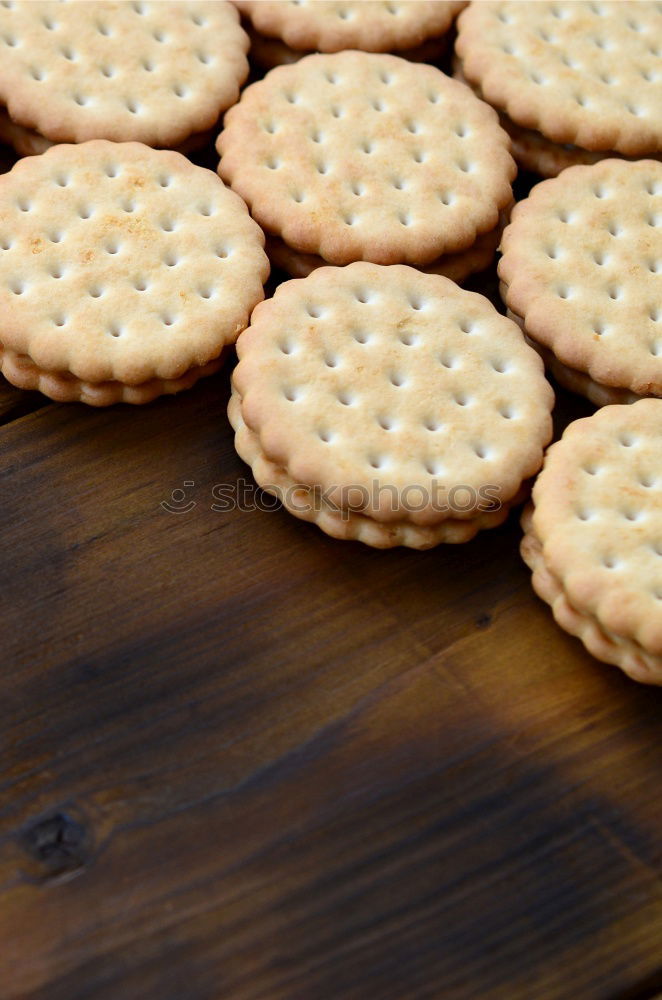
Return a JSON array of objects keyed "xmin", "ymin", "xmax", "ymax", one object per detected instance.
[
  {"xmin": 1, "ymin": 133, "xmax": 661, "ymax": 1000},
  {"xmin": 1, "ymin": 371, "xmax": 661, "ymax": 1000}
]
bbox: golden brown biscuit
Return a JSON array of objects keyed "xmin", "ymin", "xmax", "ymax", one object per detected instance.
[
  {"xmin": 0, "ymin": 141, "xmax": 269, "ymax": 404},
  {"xmin": 231, "ymin": 262, "xmax": 554, "ymax": 547},
  {"xmin": 521, "ymin": 400, "xmax": 662, "ymax": 684},
  {"xmin": 217, "ymin": 52, "xmax": 515, "ymax": 265}
]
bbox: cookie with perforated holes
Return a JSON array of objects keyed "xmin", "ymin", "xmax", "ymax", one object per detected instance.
[
  {"xmin": 521, "ymin": 399, "xmax": 662, "ymax": 684},
  {"xmin": 0, "ymin": 1, "xmax": 248, "ymax": 154},
  {"xmin": 217, "ymin": 52, "xmax": 515, "ymax": 274},
  {"xmin": 499, "ymin": 159, "xmax": 662, "ymax": 406},
  {"xmin": 235, "ymin": 1, "xmax": 464, "ymax": 70},
  {"xmin": 455, "ymin": 1, "xmax": 662, "ymax": 178},
  {"xmin": 229, "ymin": 263, "xmax": 554, "ymax": 549},
  {"xmin": 0, "ymin": 141, "xmax": 269, "ymax": 405}
]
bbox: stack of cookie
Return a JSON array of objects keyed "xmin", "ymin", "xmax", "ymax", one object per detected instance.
[
  {"xmin": 521, "ymin": 399, "xmax": 662, "ymax": 685},
  {"xmin": 235, "ymin": 1, "xmax": 466, "ymax": 71},
  {"xmin": 230, "ymin": 262, "xmax": 554, "ymax": 549},
  {"xmin": 0, "ymin": 142, "xmax": 269, "ymax": 404},
  {"xmin": 0, "ymin": 1, "xmax": 249, "ymax": 156},
  {"xmin": 455, "ymin": 1, "xmax": 662, "ymax": 177},
  {"xmin": 217, "ymin": 51, "xmax": 515, "ymax": 282},
  {"xmin": 499, "ymin": 159, "xmax": 661, "ymax": 406}
]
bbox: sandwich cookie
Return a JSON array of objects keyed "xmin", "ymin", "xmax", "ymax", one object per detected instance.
[
  {"xmin": 0, "ymin": 1, "xmax": 249, "ymax": 154},
  {"xmin": 499, "ymin": 159, "xmax": 662, "ymax": 406},
  {"xmin": 235, "ymin": 1, "xmax": 465, "ymax": 69},
  {"xmin": 522, "ymin": 399, "xmax": 662, "ymax": 684},
  {"xmin": 455, "ymin": 2, "xmax": 662, "ymax": 177},
  {"xmin": 217, "ymin": 51, "xmax": 515, "ymax": 278},
  {"xmin": 230, "ymin": 262, "xmax": 554, "ymax": 548},
  {"xmin": 0, "ymin": 141, "xmax": 269, "ymax": 404}
]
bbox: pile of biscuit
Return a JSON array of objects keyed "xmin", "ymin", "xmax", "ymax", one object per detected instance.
[{"xmin": 0, "ymin": 1, "xmax": 659, "ymax": 685}]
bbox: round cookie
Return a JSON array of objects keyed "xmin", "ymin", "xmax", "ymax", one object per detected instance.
[
  {"xmin": 521, "ymin": 399, "xmax": 662, "ymax": 684},
  {"xmin": 217, "ymin": 52, "xmax": 516, "ymax": 266},
  {"xmin": 0, "ymin": 141, "xmax": 269, "ymax": 405},
  {"xmin": 0, "ymin": 1, "xmax": 248, "ymax": 149},
  {"xmin": 455, "ymin": 2, "xmax": 662, "ymax": 157},
  {"xmin": 235, "ymin": 1, "xmax": 466, "ymax": 53},
  {"xmin": 230, "ymin": 262, "xmax": 554, "ymax": 548},
  {"xmin": 499, "ymin": 159, "xmax": 662, "ymax": 402}
]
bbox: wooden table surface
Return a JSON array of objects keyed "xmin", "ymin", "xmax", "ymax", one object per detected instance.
[{"xmin": 1, "ymin": 135, "xmax": 661, "ymax": 1000}]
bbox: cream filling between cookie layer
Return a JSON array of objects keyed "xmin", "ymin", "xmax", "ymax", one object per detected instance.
[
  {"xmin": 0, "ymin": 343, "xmax": 224, "ymax": 406},
  {"xmin": 0, "ymin": 106, "xmax": 215, "ymax": 157},
  {"xmin": 244, "ymin": 25, "xmax": 450, "ymax": 70},
  {"xmin": 266, "ymin": 228, "xmax": 499, "ymax": 282},
  {"xmin": 267, "ymin": 205, "xmax": 512, "ymax": 279}
]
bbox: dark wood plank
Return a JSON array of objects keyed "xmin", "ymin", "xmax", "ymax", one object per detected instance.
[
  {"xmin": 1, "ymin": 373, "xmax": 661, "ymax": 1000},
  {"xmin": 0, "ymin": 377, "xmax": 50, "ymax": 426},
  {"xmin": 0, "ymin": 118, "xmax": 659, "ymax": 1000}
]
